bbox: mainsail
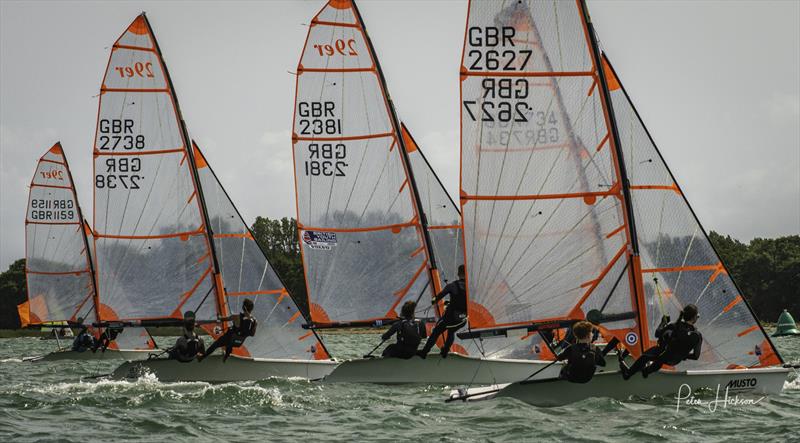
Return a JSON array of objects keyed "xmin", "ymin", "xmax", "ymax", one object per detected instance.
[
  {"xmin": 460, "ymin": 0, "xmax": 637, "ymax": 359},
  {"xmin": 92, "ymin": 14, "xmax": 223, "ymax": 324},
  {"xmin": 193, "ymin": 142, "xmax": 328, "ymax": 360},
  {"xmin": 23, "ymin": 143, "xmax": 97, "ymax": 326},
  {"xmin": 459, "ymin": 0, "xmax": 782, "ymax": 369},
  {"xmin": 292, "ymin": 0, "xmax": 448, "ymax": 327}
]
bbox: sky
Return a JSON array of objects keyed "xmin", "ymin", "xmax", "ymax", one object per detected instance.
[{"xmin": 1, "ymin": 0, "xmax": 798, "ymax": 271}]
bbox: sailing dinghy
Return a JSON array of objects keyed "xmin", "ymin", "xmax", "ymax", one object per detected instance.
[
  {"xmin": 99, "ymin": 15, "xmax": 336, "ymax": 381},
  {"xmin": 449, "ymin": 0, "xmax": 790, "ymax": 406},
  {"xmin": 21, "ymin": 143, "xmax": 154, "ymax": 362},
  {"xmin": 292, "ymin": 0, "xmax": 560, "ymax": 384}
]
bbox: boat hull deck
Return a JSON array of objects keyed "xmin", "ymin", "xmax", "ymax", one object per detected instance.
[
  {"xmin": 111, "ymin": 355, "xmax": 339, "ymax": 382},
  {"xmin": 449, "ymin": 367, "xmax": 791, "ymax": 406}
]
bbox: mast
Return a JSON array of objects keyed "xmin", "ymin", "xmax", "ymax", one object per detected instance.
[
  {"xmin": 141, "ymin": 13, "xmax": 229, "ymax": 323},
  {"xmin": 350, "ymin": 1, "xmax": 444, "ymax": 298},
  {"xmin": 60, "ymin": 144, "xmax": 101, "ymax": 326},
  {"xmin": 579, "ymin": 0, "xmax": 648, "ymax": 351}
]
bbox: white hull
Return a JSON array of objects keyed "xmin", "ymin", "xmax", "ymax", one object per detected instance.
[
  {"xmin": 323, "ymin": 354, "xmax": 616, "ymax": 384},
  {"xmin": 24, "ymin": 349, "xmax": 154, "ymax": 362},
  {"xmin": 111, "ymin": 354, "xmax": 339, "ymax": 382},
  {"xmin": 450, "ymin": 367, "xmax": 791, "ymax": 407}
]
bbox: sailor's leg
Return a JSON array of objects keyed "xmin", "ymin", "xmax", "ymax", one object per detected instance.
[
  {"xmin": 419, "ymin": 321, "xmax": 447, "ymax": 357},
  {"xmin": 621, "ymin": 346, "xmax": 660, "ymax": 380},
  {"xmin": 382, "ymin": 344, "xmax": 399, "ymax": 358},
  {"xmin": 642, "ymin": 358, "xmax": 665, "ymax": 378},
  {"xmin": 200, "ymin": 331, "xmax": 232, "ymax": 360},
  {"xmin": 440, "ymin": 320, "xmax": 464, "ymax": 357}
]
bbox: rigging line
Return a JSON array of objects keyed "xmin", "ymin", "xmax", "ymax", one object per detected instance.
[
  {"xmin": 598, "ymin": 259, "xmax": 630, "ymax": 313},
  {"xmin": 672, "ymin": 226, "xmax": 699, "ymax": 301},
  {"xmin": 192, "ymin": 285, "xmax": 215, "ymax": 316}
]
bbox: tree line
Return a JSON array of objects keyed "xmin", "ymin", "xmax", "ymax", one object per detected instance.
[{"xmin": 1, "ymin": 217, "xmax": 796, "ymax": 328}]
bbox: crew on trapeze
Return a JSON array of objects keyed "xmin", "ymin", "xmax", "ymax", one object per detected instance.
[
  {"xmin": 168, "ymin": 313, "xmax": 205, "ymax": 363},
  {"xmin": 619, "ymin": 304, "xmax": 702, "ymax": 379},
  {"xmin": 71, "ymin": 318, "xmax": 95, "ymax": 352},
  {"xmin": 198, "ymin": 298, "xmax": 258, "ymax": 363},
  {"xmin": 556, "ymin": 321, "xmax": 619, "ymax": 383},
  {"xmin": 380, "ymin": 301, "xmax": 427, "ymax": 359},
  {"xmin": 418, "ymin": 265, "xmax": 467, "ymax": 359}
]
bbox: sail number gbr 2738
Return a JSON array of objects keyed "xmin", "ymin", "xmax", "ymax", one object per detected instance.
[{"xmin": 298, "ymin": 101, "xmax": 349, "ymax": 177}]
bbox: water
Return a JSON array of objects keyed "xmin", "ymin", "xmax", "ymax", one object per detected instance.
[{"xmin": 1, "ymin": 333, "xmax": 798, "ymax": 442}]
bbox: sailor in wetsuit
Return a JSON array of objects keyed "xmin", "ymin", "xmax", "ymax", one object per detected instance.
[
  {"xmin": 557, "ymin": 321, "xmax": 618, "ymax": 383},
  {"xmin": 199, "ymin": 298, "xmax": 257, "ymax": 363},
  {"xmin": 71, "ymin": 318, "xmax": 95, "ymax": 352},
  {"xmin": 418, "ymin": 265, "xmax": 467, "ymax": 359},
  {"xmin": 169, "ymin": 316, "xmax": 205, "ymax": 363},
  {"xmin": 381, "ymin": 301, "xmax": 426, "ymax": 359},
  {"xmin": 619, "ymin": 304, "xmax": 702, "ymax": 379},
  {"xmin": 92, "ymin": 326, "xmax": 122, "ymax": 353}
]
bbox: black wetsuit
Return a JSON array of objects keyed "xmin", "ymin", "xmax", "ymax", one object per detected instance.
[
  {"xmin": 168, "ymin": 328, "xmax": 205, "ymax": 363},
  {"xmin": 203, "ymin": 313, "xmax": 257, "ymax": 362},
  {"xmin": 557, "ymin": 343, "xmax": 607, "ymax": 383},
  {"xmin": 381, "ymin": 319, "xmax": 426, "ymax": 359},
  {"xmin": 622, "ymin": 319, "xmax": 702, "ymax": 379},
  {"xmin": 92, "ymin": 327, "xmax": 122, "ymax": 353},
  {"xmin": 71, "ymin": 328, "xmax": 95, "ymax": 352},
  {"xmin": 419, "ymin": 279, "xmax": 467, "ymax": 357}
]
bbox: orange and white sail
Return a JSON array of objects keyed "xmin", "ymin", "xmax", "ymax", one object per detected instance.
[
  {"xmin": 23, "ymin": 143, "xmax": 97, "ymax": 326},
  {"xmin": 603, "ymin": 54, "xmax": 781, "ymax": 368},
  {"xmin": 92, "ymin": 14, "xmax": 223, "ymax": 323},
  {"xmin": 194, "ymin": 143, "xmax": 328, "ymax": 360},
  {"xmin": 292, "ymin": 0, "xmax": 446, "ymax": 327},
  {"xmin": 459, "ymin": 0, "xmax": 782, "ymax": 368}
]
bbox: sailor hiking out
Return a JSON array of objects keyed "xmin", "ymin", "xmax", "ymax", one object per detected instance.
[
  {"xmin": 381, "ymin": 301, "xmax": 427, "ymax": 359},
  {"xmin": 199, "ymin": 298, "xmax": 258, "ymax": 363},
  {"xmin": 92, "ymin": 326, "xmax": 122, "ymax": 353},
  {"xmin": 556, "ymin": 321, "xmax": 618, "ymax": 383},
  {"xmin": 418, "ymin": 265, "xmax": 467, "ymax": 359},
  {"xmin": 619, "ymin": 304, "xmax": 702, "ymax": 379}
]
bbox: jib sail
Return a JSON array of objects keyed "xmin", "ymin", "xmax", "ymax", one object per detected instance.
[{"xmin": 193, "ymin": 143, "xmax": 329, "ymax": 360}]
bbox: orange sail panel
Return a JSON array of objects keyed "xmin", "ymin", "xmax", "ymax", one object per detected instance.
[
  {"xmin": 92, "ymin": 15, "xmax": 217, "ymax": 322},
  {"xmin": 459, "ymin": 0, "xmax": 639, "ymax": 358},
  {"xmin": 25, "ymin": 143, "xmax": 97, "ymax": 325},
  {"xmin": 194, "ymin": 143, "xmax": 328, "ymax": 360},
  {"xmin": 292, "ymin": 0, "xmax": 433, "ymax": 325}
]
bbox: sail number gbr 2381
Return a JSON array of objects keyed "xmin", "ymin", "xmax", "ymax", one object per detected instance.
[{"xmin": 298, "ymin": 101, "xmax": 348, "ymax": 177}]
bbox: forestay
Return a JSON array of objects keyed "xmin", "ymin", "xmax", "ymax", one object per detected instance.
[
  {"xmin": 23, "ymin": 143, "xmax": 97, "ymax": 325},
  {"xmin": 460, "ymin": 0, "xmax": 640, "ymax": 359},
  {"xmin": 292, "ymin": 0, "xmax": 435, "ymax": 326},
  {"xmin": 603, "ymin": 55, "xmax": 781, "ymax": 369},
  {"xmin": 193, "ymin": 143, "xmax": 329, "ymax": 360},
  {"xmin": 92, "ymin": 14, "xmax": 219, "ymax": 322}
]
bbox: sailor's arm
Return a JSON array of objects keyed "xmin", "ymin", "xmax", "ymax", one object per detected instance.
[
  {"xmin": 687, "ymin": 333, "xmax": 702, "ymax": 360},
  {"xmin": 432, "ymin": 282, "xmax": 455, "ymax": 304},
  {"xmin": 381, "ymin": 322, "xmax": 400, "ymax": 341}
]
